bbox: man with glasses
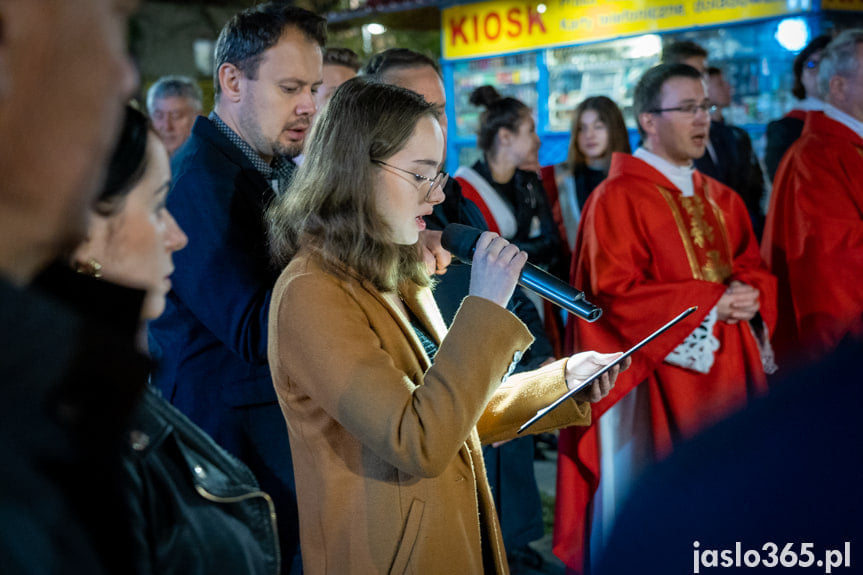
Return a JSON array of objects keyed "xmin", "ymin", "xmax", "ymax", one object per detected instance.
[
  {"xmin": 664, "ymin": 42, "xmax": 767, "ymax": 238},
  {"xmin": 763, "ymin": 29, "xmax": 863, "ymax": 365},
  {"xmin": 555, "ymin": 62, "xmax": 777, "ymax": 575}
]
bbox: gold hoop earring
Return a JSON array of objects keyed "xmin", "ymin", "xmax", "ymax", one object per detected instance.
[{"xmin": 75, "ymin": 258, "xmax": 103, "ymax": 278}]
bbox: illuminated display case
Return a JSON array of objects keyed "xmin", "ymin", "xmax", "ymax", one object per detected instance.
[
  {"xmin": 453, "ymin": 53, "xmax": 539, "ymax": 137},
  {"xmin": 546, "ymin": 35, "xmax": 662, "ymax": 132},
  {"xmin": 452, "ymin": 53, "xmax": 539, "ymax": 166},
  {"xmin": 439, "ymin": 1, "xmax": 855, "ymax": 172},
  {"xmin": 664, "ymin": 22, "xmax": 805, "ymax": 128}
]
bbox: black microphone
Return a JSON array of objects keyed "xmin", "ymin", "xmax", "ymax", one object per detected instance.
[{"xmin": 441, "ymin": 223, "xmax": 602, "ymax": 322}]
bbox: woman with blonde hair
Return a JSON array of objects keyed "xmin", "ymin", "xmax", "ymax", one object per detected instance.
[{"xmin": 266, "ymin": 77, "xmax": 627, "ymax": 574}]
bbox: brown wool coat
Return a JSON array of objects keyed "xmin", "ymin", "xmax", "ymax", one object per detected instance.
[{"xmin": 268, "ymin": 252, "xmax": 591, "ymax": 574}]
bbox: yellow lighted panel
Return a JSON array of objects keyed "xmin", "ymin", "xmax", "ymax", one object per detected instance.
[{"xmin": 443, "ymin": 0, "xmax": 801, "ymax": 59}]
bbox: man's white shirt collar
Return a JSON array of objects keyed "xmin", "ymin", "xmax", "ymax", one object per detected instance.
[
  {"xmin": 796, "ymin": 97, "xmax": 826, "ymax": 113},
  {"xmin": 634, "ymin": 147, "xmax": 696, "ymax": 197},
  {"xmin": 824, "ymin": 103, "xmax": 863, "ymax": 141}
]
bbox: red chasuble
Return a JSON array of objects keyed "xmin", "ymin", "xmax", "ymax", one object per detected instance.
[
  {"xmin": 554, "ymin": 153, "xmax": 777, "ymax": 573},
  {"xmin": 762, "ymin": 111, "xmax": 863, "ymax": 364}
]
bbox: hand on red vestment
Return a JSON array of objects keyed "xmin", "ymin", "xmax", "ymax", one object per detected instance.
[
  {"xmin": 469, "ymin": 232, "xmax": 527, "ymax": 309},
  {"xmin": 717, "ymin": 280, "xmax": 760, "ymax": 324},
  {"xmin": 419, "ymin": 229, "xmax": 452, "ymax": 276},
  {"xmin": 565, "ymin": 351, "xmax": 630, "ymax": 403}
]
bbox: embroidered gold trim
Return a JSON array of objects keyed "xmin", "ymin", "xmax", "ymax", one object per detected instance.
[
  {"xmin": 704, "ymin": 182, "xmax": 734, "ymax": 283},
  {"xmin": 680, "ymin": 195, "xmax": 715, "ymax": 248},
  {"xmin": 656, "ymin": 185, "xmax": 702, "ymax": 280}
]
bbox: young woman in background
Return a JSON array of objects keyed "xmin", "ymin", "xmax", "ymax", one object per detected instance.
[
  {"xmin": 543, "ymin": 96, "xmax": 631, "ymax": 252},
  {"xmin": 456, "ymin": 85, "xmax": 564, "ymax": 279}
]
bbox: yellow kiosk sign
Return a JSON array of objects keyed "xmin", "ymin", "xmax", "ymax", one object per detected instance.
[
  {"xmin": 821, "ymin": 0, "xmax": 863, "ymax": 10},
  {"xmin": 443, "ymin": 0, "xmax": 801, "ymax": 59}
]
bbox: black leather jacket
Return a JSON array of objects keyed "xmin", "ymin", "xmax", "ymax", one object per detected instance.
[
  {"xmin": 472, "ymin": 160, "xmax": 564, "ymax": 277},
  {"xmin": 125, "ymin": 387, "xmax": 280, "ymax": 575}
]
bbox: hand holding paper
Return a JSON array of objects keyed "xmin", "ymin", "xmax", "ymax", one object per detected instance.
[
  {"xmin": 565, "ymin": 351, "xmax": 631, "ymax": 403},
  {"xmin": 518, "ymin": 306, "xmax": 698, "ymax": 434}
]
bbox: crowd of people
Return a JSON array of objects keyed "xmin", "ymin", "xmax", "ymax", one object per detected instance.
[{"xmin": 1, "ymin": 1, "xmax": 860, "ymax": 574}]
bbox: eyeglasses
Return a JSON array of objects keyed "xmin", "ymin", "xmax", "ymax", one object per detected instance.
[
  {"xmin": 372, "ymin": 160, "xmax": 449, "ymax": 201},
  {"xmin": 649, "ymin": 102, "xmax": 718, "ymax": 116}
]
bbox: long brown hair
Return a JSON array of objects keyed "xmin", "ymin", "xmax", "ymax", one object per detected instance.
[
  {"xmin": 267, "ymin": 77, "xmax": 439, "ymax": 292},
  {"xmin": 567, "ymin": 96, "xmax": 630, "ymax": 169}
]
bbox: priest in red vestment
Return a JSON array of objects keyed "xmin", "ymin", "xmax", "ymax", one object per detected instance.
[
  {"xmin": 762, "ymin": 29, "xmax": 863, "ymax": 366},
  {"xmin": 554, "ymin": 63, "xmax": 777, "ymax": 574}
]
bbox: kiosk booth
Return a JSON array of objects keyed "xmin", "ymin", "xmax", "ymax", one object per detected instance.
[{"xmin": 439, "ymin": 0, "xmax": 863, "ymax": 172}]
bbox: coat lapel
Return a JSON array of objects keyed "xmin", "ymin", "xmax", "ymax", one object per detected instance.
[{"xmin": 361, "ymin": 280, "xmax": 435, "ymax": 372}]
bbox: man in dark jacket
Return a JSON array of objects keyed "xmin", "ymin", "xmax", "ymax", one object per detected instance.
[
  {"xmin": 148, "ymin": 5, "xmax": 326, "ymax": 573},
  {"xmin": 704, "ymin": 66, "xmax": 768, "ymax": 239},
  {"xmin": 0, "ymin": 0, "xmax": 141, "ymax": 572}
]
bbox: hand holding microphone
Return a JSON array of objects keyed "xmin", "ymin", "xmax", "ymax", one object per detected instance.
[
  {"xmin": 441, "ymin": 223, "xmax": 602, "ymax": 322},
  {"xmin": 468, "ymin": 232, "xmax": 528, "ymax": 308}
]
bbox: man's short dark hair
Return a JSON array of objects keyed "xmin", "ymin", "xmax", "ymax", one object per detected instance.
[
  {"xmin": 662, "ymin": 40, "xmax": 708, "ymax": 64},
  {"xmin": 324, "ymin": 47, "xmax": 361, "ymax": 73},
  {"xmin": 213, "ymin": 3, "xmax": 327, "ymax": 97},
  {"xmin": 362, "ymin": 48, "xmax": 442, "ymax": 80},
  {"xmin": 634, "ymin": 63, "xmax": 704, "ymax": 138},
  {"xmin": 706, "ymin": 66, "xmax": 723, "ymax": 78}
]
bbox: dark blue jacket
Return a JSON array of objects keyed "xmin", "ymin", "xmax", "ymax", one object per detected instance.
[
  {"xmin": 695, "ymin": 119, "xmax": 766, "ymax": 238},
  {"xmin": 148, "ymin": 116, "xmax": 300, "ymax": 574}
]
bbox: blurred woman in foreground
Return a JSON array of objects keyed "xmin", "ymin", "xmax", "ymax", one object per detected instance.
[{"xmin": 70, "ymin": 105, "xmax": 279, "ymax": 575}]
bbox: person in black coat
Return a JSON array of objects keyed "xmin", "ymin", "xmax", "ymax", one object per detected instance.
[
  {"xmin": 597, "ymin": 335, "xmax": 862, "ymax": 575},
  {"xmin": 700, "ymin": 67, "xmax": 768, "ymax": 239},
  {"xmin": 67, "ymin": 104, "xmax": 279, "ymax": 574},
  {"xmin": 0, "ymin": 1, "xmax": 140, "ymax": 573},
  {"xmin": 764, "ymin": 35, "xmax": 832, "ymax": 182},
  {"xmin": 147, "ymin": 6, "xmax": 329, "ymax": 572}
]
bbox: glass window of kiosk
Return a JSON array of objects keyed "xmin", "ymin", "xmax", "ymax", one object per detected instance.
[
  {"xmin": 547, "ymin": 34, "xmax": 663, "ymax": 132},
  {"xmin": 453, "ymin": 52, "xmax": 539, "ymax": 167},
  {"xmin": 664, "ymin": 18, "xmax": 814, "ymax": 128}
]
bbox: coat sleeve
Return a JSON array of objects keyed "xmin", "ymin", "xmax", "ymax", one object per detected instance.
[
  {"xmin": 271, "ymin": 269, "xmax": 539, "ymax": 478},
  {"xmin": 513, "ymin": 171, "xmax": 565, "ymax": 275},
  {"xmin": 476, "ymin": 357, "xmax": 591, "ymax": 445},
  {"xmin": 166, "ymin": 167, "xmax": 274, "ymax": 363}
]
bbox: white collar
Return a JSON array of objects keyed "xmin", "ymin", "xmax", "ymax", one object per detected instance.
[
  {"xmin": 796, "ymin": 97, "xmax": 825, "ymax": 112},
  {"xmin": 634, "ymin": 147, "xmax": 696, "ymax": 197},
  {"xmin": 824, "ymin": 103, "xmax": 863, "ymax": 141}
]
